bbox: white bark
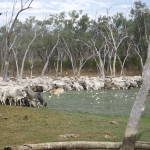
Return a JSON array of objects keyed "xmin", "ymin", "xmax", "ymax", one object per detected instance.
[
  {"xmin": 63, "ymin": 38, "xmax": 76, "ymax": 76},
  {"xmin": 104, "ymin": 11, "xmax": 129, "ymax": 77},
  {"xmin": 12, "ymin": 48, "xmax": 19, "ymax": 78},
  {"xmin": 41, "ymin": 33, "xmax": 59, "ymax": 77},
  {"xmin": 56, "ymin": 50, "xmax": 60, "ymax": 76},
  {"xmin": 29, "ymin": 54, "xmax": 34, "ymax": 78},
  {"xmin": 77, "ymin": 54, "xmax": 95, "ymax": 77},
  {"xmin": 117, "ymin": 43, "xmax": 130, "ymax": 78},
  {"xmin": 20, "ymin": 28, "xmax": 41, "ymax": 79},
  {"xmin": 121, "ymin": 38, "xmax": 150, "ymax": 150},
  {"xmin": 11, "ymin": 141, "xmax": 150, "ymax": 150},
  {"xmin": 2, "ymin": 0, "xmax": 33, "ymax": 81},
  {"xmin": 134, "ymin": 45, "xmax": 144, "ymax": 71}
]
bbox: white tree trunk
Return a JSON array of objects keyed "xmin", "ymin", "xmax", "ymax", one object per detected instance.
[
  {"xmin": 20, "ymin": 30, "xmax": 40, "ymax": 79},
  {"xmin": 41, "ymin": 34, "xmax": 59, "ymax": 77},
  {"xmin": 56, "ymin": 52, "xmax": 60, "ymax": 76},
  {"xmin": 120, "ymin": 39, "xmax": 150, "ymax": 150},
  {"xmin": 11, "ymin": 141, "xmax": 150, "ymax": 150},
  {"xmin": 113, "ymin": 51, "xmax": 117, "ymax": 77},
  {"xmin": 12, "ymin": 48, "xmax": 19, "ymax": 78},
  {"xmin": 2, "ymin": 0, "xmax": 33, "ymax": 81},
  {"xmin": 63, "ymin": 39, "xmax": 76, "ymax": 76}
]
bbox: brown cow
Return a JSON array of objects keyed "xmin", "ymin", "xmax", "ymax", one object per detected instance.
[{"xmin": 50, "ymin": 88, "xmax": 64, "ymax": 95}]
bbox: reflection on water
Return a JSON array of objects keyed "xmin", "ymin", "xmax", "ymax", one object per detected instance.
[{"xmin": 41, "ymin": 89, "xmax": 150, "ymax": 116}]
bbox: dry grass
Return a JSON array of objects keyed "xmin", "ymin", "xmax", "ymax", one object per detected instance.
[
  {"xmin": 15, "ymin": 68, "xmax": 141, "ymax": 79},
  {"xmin": 0, "ymin": 105, "xmax": 150, "ymax": 149}
]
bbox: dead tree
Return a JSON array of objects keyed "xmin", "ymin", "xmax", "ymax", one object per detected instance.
[
  {"xmin": 8, "ymin": 141, "xmax": 150, "ymax": 150},
  {"xmin": 120, "ymin": 38, "xmax": 150, "ymax": 150}
]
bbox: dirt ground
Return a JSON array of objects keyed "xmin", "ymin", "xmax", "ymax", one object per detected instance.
[{"xmin": 19, "ymin": 69, "xmax": 141, "ymax": 78}]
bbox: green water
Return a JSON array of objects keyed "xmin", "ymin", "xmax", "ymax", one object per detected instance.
[{"xmin": 41, "ymin": 89, "xmax": 150, "ymax": 116}]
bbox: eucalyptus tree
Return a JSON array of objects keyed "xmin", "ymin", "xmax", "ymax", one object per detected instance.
[
  {"xmin": 120, "ymin": 38, "xmax": 150, "ymax": 150},
  {"xmin": 40, "ymin": 15, "xmax": 60, "ymax": 77},
  {"xmin": 9, "ymin": 17, "xmax": 44, "ymax": 79},
  {"xmin": 61, "ymin": 10, "xmax": 82, "ymax": 76},
  {"xmin": 20, "ymin": 17, "xmax": 45, "ymax": 79},
  {"xmin": 130, "ymin": 1, "xmax": 150, "ymax": 71},
  {"xmin": 100, "ymin": 12, "xmax": 129, "ymax": 77},
  {"xmin": 117, "ymin": 42, "xmax": 131, "ymax": 78},
  {"xmin": 2, "ymin": 0, "xmax": 33, "ymax": 81},
  {"xmin": 74, "ymin": 13, "xmax": 95, "ymax": 76},
  {"xmin": 88, "ymin": 17, "xmax": 109, "ymax": 78},
  {"xmin": 0, "ymin": 27, "xmax": 6, "ymax": 76},
  {"xmin": 55, "ymin": 44, "xmax": 65, "ymax": 76}
]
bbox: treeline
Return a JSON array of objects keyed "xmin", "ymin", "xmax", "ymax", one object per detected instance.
[{"xmin": 0, "ymin": 1, "xmax": 150, "ymax": 80}]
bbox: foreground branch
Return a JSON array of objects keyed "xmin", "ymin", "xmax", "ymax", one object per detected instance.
[{"xmin": 6, "ymin": 141, "xmax": 150, "ymax": 150}]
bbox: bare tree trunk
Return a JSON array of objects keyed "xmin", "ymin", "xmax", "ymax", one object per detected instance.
[
  {"xmin": 113, "ymin": 51, "xmax": 117, "ymax": 78},
  {"xmin": 29, "ymin": 54, "xmax": 34, "ymax": 78},
  {"xmin": 108, "ymin": 56, "xmax": 112, "ymax": 76},
  {"xmin": 120, "ymin": 39, "xmax": 150, "ymax": 150},
  {"xmin": 12, "ymin": 48, "xmax": 19, "ymax": 78},
  {"xmin": 118, "ymin": 54, "xmax": 129, "ymax": 79},
  {"xmin": 2, "ymin": 0, "xmax": 33, "ymax": 81},
  {"xmin": 63, "ymin": 39, "xmax": 76, "ymax": 76},
  {"xmin": 92, "ymin": 41, "xmax": 105, "ymax": 78},
  {"xmin": 134, "ymin": 46, "xmax": 144, "ymax": 71},
  {"xmin": 3, "ymin": 35, "xmax": 10, "ymax": 81},
  {"xmin": 20, "ymin": 30, "xmax": 41, "ymax": 79},
  {"xmin": 10, "ymin": 141, "xmax": 150, "ymax": 150},
  {"xmin": 56, "ymin": 51, "xmax": 60, "ymax": 76},
  {"xmin": 0, "ymin": 47, "xmax": 4, "ymax": 76},
  {"xmin": 30, "ymin": 63, "xmax": 33, "ymax": 78},
  {"xmin": 41, "ymin": 34, "xmax": 59, "ymax": 77},
  {"xmin": 60, "ymin": 59, "xmax": 63, "ymax": 76},
  {"xmin": 77, "ymin": 55, "xmax": 95, "ymax": 77}
]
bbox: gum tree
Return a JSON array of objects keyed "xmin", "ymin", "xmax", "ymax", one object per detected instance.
[
  {"xmin": 2, "ymin": 0, "xmax": 33, "ymax": 81},
  {"xmin": 120, "ymin": 38, "xmax": 150, "ymax": 149}
]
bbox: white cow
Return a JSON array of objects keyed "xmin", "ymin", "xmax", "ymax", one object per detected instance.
[{"xmin": 1, "ymin": 86, "xmax": 26, "ymax": 105}]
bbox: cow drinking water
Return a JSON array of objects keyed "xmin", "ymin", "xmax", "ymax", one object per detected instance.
[{"xmin": 23, "ymin": 87, "xmax": 47, "ymax": 107}]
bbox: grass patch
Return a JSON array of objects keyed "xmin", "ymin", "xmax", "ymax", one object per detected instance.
[{"xmin": 0, "ymin": 105, "xmax": 150, "ymax": 149}]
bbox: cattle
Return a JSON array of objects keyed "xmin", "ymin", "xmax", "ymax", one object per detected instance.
[
  {"xmin": 31, "ymin": 85, "xmax": 44, "ymax": 92},
  {"xmin": 23, "ymin": 87, "xmax": 47, "ymax": 107},
  {"xmin": 50, "ymin": 88, "xmax": 64, "ymax": 95},
  {"xmin": 72, "ymin": 81, "xmax": 83, "ymax": 91},
  {"xmin": 0, "ymin": 87, "xmax": 26, "ymax": 106},
  {"xmin": 104, "ymin": 80, "xmax": 113, "ymax": 89}
]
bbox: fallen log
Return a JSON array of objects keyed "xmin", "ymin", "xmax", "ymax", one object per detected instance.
[{"xmin": 5, "ymin": 141, "xmax": 150, "ymax": 150}]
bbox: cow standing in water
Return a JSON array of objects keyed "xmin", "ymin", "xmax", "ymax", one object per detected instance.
[{"xmin": 24, "ymin": 87, "xmax": 47, "ymax": 107}]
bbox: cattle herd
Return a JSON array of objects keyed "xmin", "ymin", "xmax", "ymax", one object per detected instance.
[{"xmin": 0, "ymin": 75, "xmax": 142, "ymax": 108}]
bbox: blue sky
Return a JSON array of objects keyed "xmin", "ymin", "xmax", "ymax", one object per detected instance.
[{"xmin": 0, "ymin": 0, "xmax": 150, "ymax": 26}]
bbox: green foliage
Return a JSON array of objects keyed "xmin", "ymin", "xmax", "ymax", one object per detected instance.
[
  {"xmin": 1, "ymin": 1, "xmax": 150, "ymax": 76},
  {"xmin": 82, "ymin": 59, "xmax": 97, "ymax": 70},
  {"xmin": 24, "ymin": 61, "xmax": 30, "ymax": 70},
  {"xmin": 62, "ymin": 60, "xmax": 72, "ymax": 69}
]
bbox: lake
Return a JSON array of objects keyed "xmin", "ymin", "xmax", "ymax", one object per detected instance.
[{"xmin": 42, "ymin": 88, "xmax": 150, "ymax": 116}]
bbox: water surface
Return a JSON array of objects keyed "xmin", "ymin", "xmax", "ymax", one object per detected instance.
[{"xmin": 42, "ymin": 89, "xmax": 150, "ymax": 116}]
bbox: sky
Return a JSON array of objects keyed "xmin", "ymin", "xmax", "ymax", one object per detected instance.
[{"xmin": 0, "ymin": 0, "xmax": 150, "ymax": 27}]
